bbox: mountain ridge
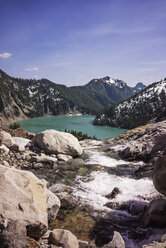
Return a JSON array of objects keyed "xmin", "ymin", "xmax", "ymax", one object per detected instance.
[
  {"xmin": 94, "ymin": 78, "xmax": 166, "ymax": 129},
  {"xmin": 0, "ymin": 69, "xmax": 145, "ymax": 124}
]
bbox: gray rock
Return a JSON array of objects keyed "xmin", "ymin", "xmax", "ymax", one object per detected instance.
[
  {"xmin": 0, "ymin": 144, "xmax": 9, "ymax": 154},
  {"xmin": 0, "ymin": 164, "xmax": 60, "ymax": 227},
  {"xmin": 143, "ymin": 199, "xmax": 166, "ymax": 227},
  {"xmin": 34, "ymin": 162, "xmax": 44, "ymax": 169},
  {"xmin": 79, "ymin": 240, "xmax": 89, "ymax": 248},
  {"xmin": 153, "ymin": 155, "xmax": 166, "ymax": 196},
  {"xmin": 102, "ymin": 231, "xmax": 125, "ymax": 248},
  {"xmin": 27, "ymin": 131, "xmax": 35, "ymax": 139},
  {"xmin": 142, "ymin": 243, "xmax": 166, "ymax": 248},
  {"xmin": 32, "ymin": 129, "xmax": 82, "ymax": 157},
  {"xmin": 30, "ymin": 154, "xmax": 57, "ymax": 164},
  {"xmin": 0, "ymin": 131, "xmax": 14, "ymax": 147},
  {"xmin": 0, "ymin": 220, "xmax": 28, "ymax": 248},
  {"xmin": 49, "ymin": 229, "xmax": 79, "ymax": 248},
  {"xmin": 49, "ymin": 183, "xmax": 68, "ymax": 194},
  {"xmin": 105, "ymin": 187, "xmax": 121, "ymax": 199},
  {"xmin": 57, "ymin": 154, "xmax": 73, "ymax": 161},
  {"xmin": 13, "ymin": 137, "xmax": 31, "ymax": 148},
  {"xmin": 26, "ymin": 222, "xmax": 47, "ymax": 240},
  {"xmin": 10, "ymin": 143, "xmax": 25, "ymax": 152},
  {"xmin": 46, "ymin": 189, "xmax": 60, "ymax": 223},
  {"xmin": 66, "ymin": 158, "xmax": 85, "ymax": 166},
  {"xmin": 2, "ymin": 161, "xmax": 9, "ymax": 167}
]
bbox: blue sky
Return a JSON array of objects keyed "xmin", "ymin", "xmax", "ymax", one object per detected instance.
[{"xmin": 0, "ymin": 0, "xmax": 166, "ymax": 86}]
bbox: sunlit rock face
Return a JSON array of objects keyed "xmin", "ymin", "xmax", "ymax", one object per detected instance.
[
  {"xmin": 32, "ymin": 129, "xmax": 82, "ymax": 157},
  {"xmin": 0, "ymin": 164, "xmax": 60, "ymax": 226}
]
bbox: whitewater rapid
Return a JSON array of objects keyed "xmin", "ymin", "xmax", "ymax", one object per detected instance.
[{"xmin": 72, "ymin": 140, "xmax": 159, "ymax": 211}]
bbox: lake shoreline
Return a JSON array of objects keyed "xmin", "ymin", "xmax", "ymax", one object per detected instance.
[{"xmin": 18, "ymin": 115, "xmax": 128, "ymax": 140}]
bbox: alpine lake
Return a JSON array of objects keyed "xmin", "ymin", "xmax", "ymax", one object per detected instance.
[{"xmin": 18, "ymin": 115, "xmax": 127, "ymax": 139}]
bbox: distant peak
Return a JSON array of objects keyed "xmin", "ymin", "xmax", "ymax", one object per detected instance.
[
  {"xmin": 89, "ymin": 76, "xmax": 127, "ymax": 88},
  {"xmin": 102, "ymin": 76, "xmax": 115, "ymax": 84},
  {"xmin": 134, "ymin": 82, "xmax": 146, "ymax": 90}
]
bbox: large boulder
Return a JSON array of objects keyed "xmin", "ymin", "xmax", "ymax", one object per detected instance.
[
  {"xmin": 32, "ymin": 130, "xmax": 82, "ymax": 157},
  {"xmin": 0, "ymin": 164, "xmax": 60, "ymax": 227},
  {"xmin": 0, "ymin": 131, "xmax": 14, "ymax": 147},
  {"xmin": 143, "ymin": 199, "xmax": 166, "ymax": 227},
  {"xmin": 153, "ymin": 155, "xmax": 166, "ymax": 196},
  {"xmin": 49, "ymin": 229, "xmax": 79, "ymax": 248}
]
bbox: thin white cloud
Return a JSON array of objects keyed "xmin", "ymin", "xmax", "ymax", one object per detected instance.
[
  {"xmin": 138, "ymin": 67, "xmax": 156, "ymax": 72},
  {"xmin": 77, "ymin": 74, "xmax": 84, "ymax": 79},
  {"xmin": 54, "ymin": 62, "xmax": 73, "ymax": 67},
  {"xmin": 142, "ymin": 60, "xmax": 166, "ymax": 65},
  {"xmin": 75, "ymin": 25, "xmax": 154, "ymax": 37},
  {"xmin": 0, "ymin": 52, "xmax": 12, "ymax": 59},
  {"xmin": 92, "ymin": 26, "xmax": 153, "ymax": 36},
  {"xmin": 25, "ymin": 67, "xmax": 39, "ymax": 71},
  {"xmin": 55, "ymin": 54, "xmax": 62, "ymax": 58}
]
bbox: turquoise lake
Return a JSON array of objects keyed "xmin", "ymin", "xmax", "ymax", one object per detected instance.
[{"xmin": 18, "ymin": 115, "xmax": 128, "ymax": 140}]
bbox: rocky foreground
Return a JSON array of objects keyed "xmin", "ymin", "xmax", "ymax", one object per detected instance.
[{"xmin": 0, "ymin": 121, "xmax": 166, "ymax": 248}]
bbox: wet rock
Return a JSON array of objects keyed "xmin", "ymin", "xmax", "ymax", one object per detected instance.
[
  {"xmin": 49, "ymin": 229, "xmax": 79, "ymax": 248},
  {"xmin": 32, "ymin": 129, "xmax": 82, "ymax": 157},
  {"xmin": 26, "ymin": 222, "xmax": 47, "ymax": 240},
  {"xmin": 79, "ymin": 240, "xmax": 89, "ymax": 248},
  {"xmin": 49, "ymin": 183, "xmax": 69, "ymax": 194},
  {"xmin": 135, "ymin": 164, "xmax": 153, "ymax": 179},
  {"xmin": 104, "ymin": 202, "xmax": 120, "ymax": 210},
  {"xmin": 153, "ymin": 155, "xmax": 166, "ymax": 196},
  {"xmin": 0, "ymin": 131, "xmax": 14, "ymax": 147},
  {"xmin": 105, "ymin": 187, "xmax": 121, "ymax": 199},
  {"xmin": 66, "ymin": 158, "xmax": 85, "ymax": 166},
  {"xmin": 60, "ymin": 193, "xmax": 77, "ymax": 210},
  {"xmin": 0, "ymin": 220, "xmax": 28, "ymax": 248},
  {"xmin": 102, "ymin": 231, "xmax": 125, "ymax": 248},
  {"xmin": 143, "ymin": 199, "xmax": 166, "ymax": 227}
]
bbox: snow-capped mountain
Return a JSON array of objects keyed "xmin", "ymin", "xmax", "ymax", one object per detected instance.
[
  {"xmin": 0, "ymin": 70, "xmax": 146, "ymax": 123},
  {"xmin": 85, "ymin": 76, "xmax": 143, "ymax": 104},
  {"xmin": 133, "ymin": 82, "xmax": 146, "ymax": 91},
  {"xmin": 94, "ymin": 78, "xmax": 166, "ymax": 129}
]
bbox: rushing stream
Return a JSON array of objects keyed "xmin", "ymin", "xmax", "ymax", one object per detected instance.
[
  {"xmin": 70, "ymin": 140, "xmax": 165, "ymax": 248},
  {"xmin": 33, "ymin": 139, "xmax": 165, "ymax": 247}
]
